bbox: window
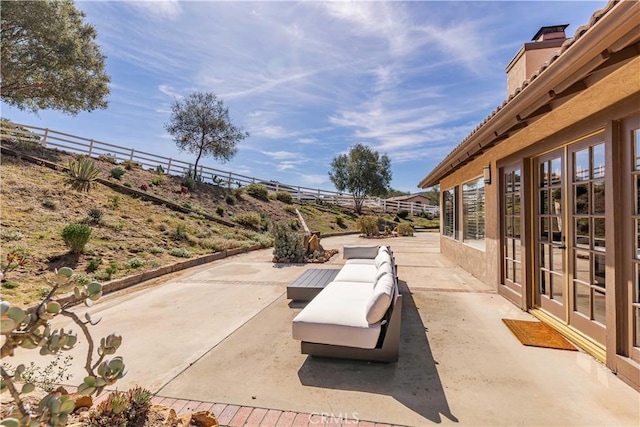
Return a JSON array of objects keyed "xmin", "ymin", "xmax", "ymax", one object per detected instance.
[
  {"xmin": 463, "ymin": 177, "xmax": 485, "ymax": 250},
  {"xmin": 442, "ymin": 187, "xmax": 458, "ymax": 239}
]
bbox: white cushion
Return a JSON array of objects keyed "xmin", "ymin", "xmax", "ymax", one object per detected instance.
[
  {"xmin": 378, "ymin": 245, "xmax": 391, "ymax": 255},
  {"xmin": 365, "ymin": 273, "xmax": 395, "ymax": 323},
  {"xmin": 292, "ymin": 281, "xmax": 381, "ymax": 349},
  {"xmin": 374, "ymin": 251, "xmax": 392, "ymax": 268},
  {"xmin": 343, "ymin": 245, "xmax": 379, "ymax": 260},
  {"xmin": 334, "ymin": 263, "xmax": 377, "ymax": 283},
  {"xmin": 375, "ymin": 262, "xmax": 393, "ymax": 283},
  {"xmin": 345, "ymin": 258, "xmax": 376, "ymax": 266}
]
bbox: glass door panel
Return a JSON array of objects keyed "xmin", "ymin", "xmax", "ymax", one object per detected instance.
[
  {"xmin": 568, "ymin": 141, "xmax": 606, "ymax": 344},
  {"xmin": 535, "ymin": 150, "xmax": 566, "ymax": 320},
  {"xmin": 501, "ymin": 166, "xmax": 523, "ymax": 298}
]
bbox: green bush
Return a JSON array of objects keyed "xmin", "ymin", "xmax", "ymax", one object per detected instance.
[
  {"xmin": 275, "ymin": 191, "xmax": 293, "ymax": 204},
  {"xmin": 87, "ymin": 257, "xmax": 102, "ymax": 273},
  {"xmin": 125, "ymin": 258, "xmax": 145, "ymax": 269},
  {"xmin": 397, "ymin": 210, "xmax": 410, "ymax": 219},
  {"xmin": 216, "ymin": 206, "xmax": 224, "ymax": 216},
  {"xmin": 61, "ymin": 223, "xmax": 92, "ymax": 254},
  {"xmin": 245, "ymin": 183, "xmax": 269, "ymax": 201},
  {"xmin": 87, "ymin": 208, "xmax": 104, "ymax": 224},
  {"xmin": 149, "ymin": 246, "xmax": 164, "ymax": 255},
  {"xmin": 169, "ymin": 247, "xmax": 192, "ymax": 258},
  {"xmin": 151, "ymin": 177, "xmax": 163, "ymax": 186},
  {"xmin": 397, "ymin": 223, "xmax": 414, "ymax": 236},
  {"xmin": 67, "ymin": 157, "xmax": 99, "ymax": 192},
  {"xmin": 233, "ymin": 212, "xmax": 261, "ymax": 228},
  {"xmin": 98, "ymin": 153, "xmax": 117, "ymax": 164},
  {"xmin": 356, "ymin": 215, "xmax": 379, "ymax": 237},
  {"xmin": 110, "ymin": 167, "xmax": 125, "ymax": 180},
  {"xmin": 272, "ymin": 222, "xmax": 306, "ymax": 263},
  {"xmin": 171, "ymin": 224, "xmax": 188, "ymax": 241},
  {"xmin": 336, "ymin": 216, "xmax": 346, "ymax": 228},
  {"xmin": 225, "ymin": 194, "xmax": 236, "ymax": 205}
]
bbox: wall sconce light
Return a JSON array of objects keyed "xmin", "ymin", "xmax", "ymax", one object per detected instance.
[{"xmin": 483, "ymin": 165, "xmax": 491, "ymax": 185}]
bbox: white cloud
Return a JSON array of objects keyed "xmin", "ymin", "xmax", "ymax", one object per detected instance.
[
  {"xmin": 158, "ymin": 85, "xmax": 183, "ymax": 99},
  {"xmin": 126, "ymin": 1, "xmax": 182, "ymax": 20}
]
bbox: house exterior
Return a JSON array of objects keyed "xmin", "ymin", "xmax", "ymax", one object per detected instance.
[
  {"xmin": 418, "ymin": 0, "xmax": 640, "ymax": 390},
  {"xmin": 385, "ymin": 194, "xmax": 431, "ymax": 206}
]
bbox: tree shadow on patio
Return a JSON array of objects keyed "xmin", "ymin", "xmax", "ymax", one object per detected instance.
[{"xmin": 297, "ymin": 280, "xmax": 458, "ymax": 424}]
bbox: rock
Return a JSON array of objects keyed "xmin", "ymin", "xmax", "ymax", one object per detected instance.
[
  {"xmin": 308, "ymin": 234, "xmax": 320, "ymax": 254},
  {"xmin": 67, "ymin": 393, "xmax": 93, "ymax": 410},
  {"xmin": 191, "ymin": 411, "xmax": 219, "ymax": 426},
  {"xmin": 303, "ymin": 234, "xmax": 311, "ymax": 253}
]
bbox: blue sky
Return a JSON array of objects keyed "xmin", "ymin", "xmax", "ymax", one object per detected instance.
[{"xmin": 1, "ymin": 1, "xmax": 605, "ymax": 193}]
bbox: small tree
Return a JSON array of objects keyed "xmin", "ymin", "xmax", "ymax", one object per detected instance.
[
  {"xmin": 1, "ymin": 268, "xmax": 126, "ymax": 426},
  {"xmin": 0, "ymin": 0, "xmax": 110, "ymax": 115},
  {"xmin": 329, "ymin": 144, "xmax": 392, "ymax": 214},
  {"xmin": 164, "ymin": 92, "xmax": 249, "ymax": 180}
]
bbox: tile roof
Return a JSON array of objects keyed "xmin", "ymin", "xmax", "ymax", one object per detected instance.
[{"xmin": 421, "ymin": 0, "xmax": 620, "ymax": 186}]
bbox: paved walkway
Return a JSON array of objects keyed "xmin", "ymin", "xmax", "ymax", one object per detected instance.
[{"xmin": 13, "ymin": 232, "xmax": 639, "ymax": 426}]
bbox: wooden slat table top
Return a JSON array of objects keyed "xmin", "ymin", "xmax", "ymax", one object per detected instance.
[{"xmin": 288, "ymin": 268, "xmax": 341, "ymax": 288}]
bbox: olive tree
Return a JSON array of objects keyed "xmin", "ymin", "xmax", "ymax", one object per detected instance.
[
  {"xmin": 164, "ymin": 92, "xmax": 249, "ymax": 180},
  {"xmin": 329, "ymin": 144, "xmax": 392, "ymax": 214},
  {"xmin": 0, "ymin": 0, "xmax": 110, "ymax": 115}
]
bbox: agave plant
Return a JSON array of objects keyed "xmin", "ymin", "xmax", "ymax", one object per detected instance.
[{"xmin": 66, "ymin": 157, "xmax": 99, "ymax": 192}]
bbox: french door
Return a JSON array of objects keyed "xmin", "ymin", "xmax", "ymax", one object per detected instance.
[{"xmin": 534, "ymin": 138, "xmax": 607, "ymax": 345}]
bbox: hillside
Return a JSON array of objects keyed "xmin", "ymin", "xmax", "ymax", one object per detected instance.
[{"xmin": 0, "ymin": 141, "xmax": 362, "ymax": 306}]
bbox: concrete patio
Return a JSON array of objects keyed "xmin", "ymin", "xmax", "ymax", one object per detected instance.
[{"xmin": 14, "ymin": 232, "xmax": 639, "ymax": 426}]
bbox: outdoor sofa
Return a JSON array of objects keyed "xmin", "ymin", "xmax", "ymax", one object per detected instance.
[{"xmin": 292, "ymin": 245, "xmax": 402, "ymax": 362}]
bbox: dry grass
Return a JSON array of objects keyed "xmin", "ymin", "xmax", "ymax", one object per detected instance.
[{"xmin": 0, "ymin": 149, "xmax": 357, "ymax": 307}]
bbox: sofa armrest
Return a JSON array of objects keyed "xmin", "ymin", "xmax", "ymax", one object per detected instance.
[{"xmin": 343, "ymin": 245, "xmax": 379, "ymax": 260}]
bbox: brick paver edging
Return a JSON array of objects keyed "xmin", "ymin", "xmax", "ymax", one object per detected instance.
[{"xmin": 84, "ymin": 389, "xmax": 406, "ymax": 427}]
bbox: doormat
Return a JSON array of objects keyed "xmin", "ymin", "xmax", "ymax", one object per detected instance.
[{"xmin": 502, "ymin": 319, "xmax": 577, "ymax": 351}]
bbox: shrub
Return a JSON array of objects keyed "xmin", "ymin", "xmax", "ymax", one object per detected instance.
[
  {"xmin": 356, "ymin": 215, "xmax": 379, "ymax": 237},
  {"xmin": 283, "ymin": 205, "xmax": 297, "ymax": 214},
  {"xmin": 67, "ymin": 157, "xmax": 99, "ymax": 192},
  {"xmin": 123, "ymin": 181, "xmax": 132, "ymax": 188},
  {"xmin": 169, "ymin": 247, "xmax": 192, "ymax": 258},
  {"xmin": 42, "ymin": 199, "xmax": 57, "ymax": 209},
  {"xmin": 98, "ymin": 153, "xmax": 118, "ymax": 164},
  {"xmin": 233, "ymin": 186, "xmax": 245, "ymax": 200},
  {"xmin": 110, "ymin": 196, "xmax": 121, "ymax": 209},
  {"xmin": 183, "ymin": 176, "xmax": 196, "ymax": 191},
  {"xmin": 151, "ymin": 177, "xmax": 163, "ymax": 186},
  {"xmin": 0, "ymin": 268, "xmax": 126, "ymax": 426},
  {"xmin": 125, "ymin": 258, "xmax": 145, "ymax": 269},
  {"xmin": 1, "ymin": 250, "xmax": 28, "ymax": 281},
  {"xmin": 87, "ymin": 208, "xmax": 104, "ymax": 224},
  {"xmin": 171, "ymin": 224, "xmax": 188, "ymax": 241},
  {"xmin": 149, "ymin": 246, "xmax": 164, "ymax": 255},
  {"xmin": 397, "ymin": 210, "xmax": 410, "ymax": 219},
  {"xmin": 225, "ymin": 194, "xmax": 236, "ymax": 205},
  {"xmin": 275, "ymin": 191, "xmax": 293, "ymax": 204},
  {"xmin": 87, "ymin": 257, "xmax": 102, "ymax": 273},
  {"xmin": 0, "ymin": 229, "xmax": 23, "ymax": 242},
  {"xmin": 61, "ymin": 223, "xmax": 92, "ymax": 254},
  {"xmin": 216, "ymin": 206, "xmax": 224, "ymax": 216},
  {"xmin": 110, "ymin": 167, "xmax": 125, "ymax": 180},
  {"xmin": 397, "ymin": 223, "xmax": 414, "ymax": 236},
  {"xmin": 245, "ymin": 183, "xmax": 269, "ymax": 201},
  {"xmin": 155, "ymin": 165, "xmax": 165, "ymax": 174},
  {"xmin": 336, "ymin": 216, "xmax": 346, "ymax": 228},
  {"xmin": 2, "ymin": 281, "xmax": 19, "ymax": 289},
  {"xmin": 140, "ymin": 183, "xmax": 148, "ymax": 191},
  {"xmin": 272, "ymin": 222, "xmax": 306, "ymax": 263},
  {"xmin": 121, "ymin": 160, "xmax": 139, "ymax": 170},
  {"xmin": 233, "ymin": 212, "xmax": 261, "ymax": 228},
  {"xmin": 86, "ymin": 386, "xmax": 152, "ymax": 427}
]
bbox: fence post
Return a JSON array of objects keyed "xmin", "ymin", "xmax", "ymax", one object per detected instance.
[
  {"xmin": 297, "ymin": 186, "xmax": 301, "ymax": 200},
  {"xmin": 129, "ymin": 148, "xmax": 135, "ymax": 161},
  {"xmin": 199, "ymin": 165, "xmax": 203, "ymax": 180},
  {"xmin": 228, "ymin": 172, "xmax": 232, "ymax": 189},
  {"xmin": 410, "ymin": 202, "xmax": 415, "ymax": 215},
  {"xmin": 42, "ymin": 128, "xmax": 50, "ymax": 148},
  {"xmin": 166, "ymin": 159, "xmax": 172, "ymax": 175},
  {"xmin": 88, "ymin": 140, "xmax": 94, "ymax": 157}
]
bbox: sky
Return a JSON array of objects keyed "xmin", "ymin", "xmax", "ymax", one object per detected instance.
[{"xmin": 1, "ymin": 0, "xmax": 607, "ymax": 193}]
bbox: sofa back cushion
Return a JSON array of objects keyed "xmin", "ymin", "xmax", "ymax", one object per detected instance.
[
  {"xmin": 375, "ymin": 262, "xmax": 393, "ymax": 283},
  {"xmin": 343, "ymin": 245, "xmax": 380, "ymax": 260},
  {"xmin": 375, "ymin": 250, "xmax": 392, "ymax": 269},
  {"xmin": 365, "ymin": 272, "xmax": 395, "ymax": 324}
]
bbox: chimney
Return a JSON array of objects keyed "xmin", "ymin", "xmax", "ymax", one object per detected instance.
[{"xmin": 506, "ymin": 25, "xmax": 569, "ymax": 97}]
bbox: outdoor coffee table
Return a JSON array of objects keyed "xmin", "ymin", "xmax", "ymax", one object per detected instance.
[{"xmin": 286, "ymin": 268, "xmax": 341, "ymax": 301}]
